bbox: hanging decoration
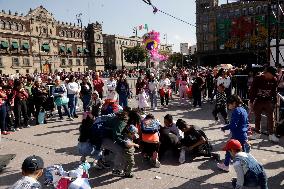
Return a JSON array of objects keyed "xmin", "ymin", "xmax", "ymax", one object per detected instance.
[
  {"xmin": 142, "ymin": 30, "xmax": 168, "ymax": 62},
  {"xmin": 141, "ymin": 0, "xmax": 195, "ymax": 27}
]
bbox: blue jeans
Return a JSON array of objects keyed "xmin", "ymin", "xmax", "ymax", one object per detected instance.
[
  {"xmin": 119, "ymin": 93, "xmax": 128, "ymax": 108},
  {"xmin": 232, "ymin": 170, "xmax": 268, "ymax": 189},
  {"xmin": 149, "ymin": 91, "xmax": 157, "ymax": 108},
  {"xmin": 67, "ymin": 94, "xmax": 75, "ymax": 117},
  {"xmin": 0, "ymin": 102, "xmax": 7, "ymax": 132},
  {"xmin": 82, "ymin": 95, "xmax": 91, "ymax": 112},
  {"xmin": 224, "ymin": 141, "xmax": 250, "ymax": 166},
  {"xmin": 57, "ymin": 104, "xmax": 71, "ymax": 118}
]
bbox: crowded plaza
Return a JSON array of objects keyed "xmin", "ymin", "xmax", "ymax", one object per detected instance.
[{"xmin": 1, "ymin": 0, "xmax": 284, "ymax": 189}]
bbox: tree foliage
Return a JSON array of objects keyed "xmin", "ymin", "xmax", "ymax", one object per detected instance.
[
  {"xmin": 169, "ymin": 53, "xmax": 182, "ymax": 66},
  {"xmin": 124, "ymin": 46, "xmax": 148, "ymax": 68}
]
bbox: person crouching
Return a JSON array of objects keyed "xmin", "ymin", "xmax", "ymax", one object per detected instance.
[
  {"xmin": 140, "ymin": 114, "xmax": 161, "ymax": 167},
  {"xmin": 224, "ymin": 139, "xmax": 268, "ymax": 189}
]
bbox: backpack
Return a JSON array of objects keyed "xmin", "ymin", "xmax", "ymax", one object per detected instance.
[
  {"xmin": 196, "ymin": 130, "xmax": 213, "ymax": 156},
  {"xmin": 141, "ymin": 119, "xmax": 160, "ymax": 134},
  {"xmin": 89, "ymin": 114, "xmax": 116, "ymax": 148}
]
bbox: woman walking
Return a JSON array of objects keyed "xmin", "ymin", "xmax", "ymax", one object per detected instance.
[
  {"xmin": 53, "ymin": 77, "xmax": 73, "ymax": 121},
  {"xmin": 0, "ymin": 86, "xmax": 8, "ymax": 134},
  {"xmin": 80, "ymin": 76, "xmax": 92, "ymax": 112},
  {"xmin": 14, "ymin": 81, "xmax": 29, "ymax": 129},
  {"xmin": 116, "ymin": 74, "xmax": 130, "ymax": 108}
]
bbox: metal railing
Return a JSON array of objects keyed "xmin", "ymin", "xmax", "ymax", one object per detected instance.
[{"xmin": 275, "ymin": 92, "xmax": 284, "ymax": 125}]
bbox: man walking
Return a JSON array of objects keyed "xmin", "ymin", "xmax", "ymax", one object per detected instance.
[{"xmin": 249, "ymin": 66, "xmax": 279, "ymax": 142}]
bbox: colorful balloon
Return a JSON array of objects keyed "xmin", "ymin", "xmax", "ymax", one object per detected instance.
[{"xmin": 142, "ymin": 30, "xmax": 168, "ymax": 62}]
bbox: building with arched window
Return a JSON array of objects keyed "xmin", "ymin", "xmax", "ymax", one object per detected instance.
[{"xmin": 0, "ymin": 6, "xmax": 105, "ymax": 74}]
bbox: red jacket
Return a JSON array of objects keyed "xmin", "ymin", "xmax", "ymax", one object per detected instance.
[
  {"xmin": 93, "ymin": 78, "xmax": 104, "ymax": 93},
  {"xmin": 14, "ymin": 89, "xmax": 29, "ymax": 101}
]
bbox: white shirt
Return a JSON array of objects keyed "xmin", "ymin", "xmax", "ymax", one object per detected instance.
[
  {"xmin": 107, "ymin": 80, "xmax": 117, "ymax": 91},
  {"xmin": 159, "ymin": 78, "xmax": 171, "ymax": 89},
  {"xmin": 217, "ymin": 76, "xmax": 231, "ymax": 88},
  {"xmin": 67, "ymin": 82, "xmax": 80, "ymax": 95},
  {"xmin": 10, "ymin": 176, "xmax": 41, "ymax": 189},
  {"xmin": 148, "ymin": 79, "xmax": 159, "ymax": 92}
]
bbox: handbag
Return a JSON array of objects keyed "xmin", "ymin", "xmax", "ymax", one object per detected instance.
[{"xmin": 55, "ymin": 96, "xmax": 69, "ymax": 106}]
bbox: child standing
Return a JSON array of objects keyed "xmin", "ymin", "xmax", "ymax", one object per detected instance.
[
  {"xmin": 179, "ymin": 76, "xmax": 189, "ymax": 106},
  {"xmin": 138, "ymin": 89, "xmax": 149, "ymax": 111},
  {"xmin": 91, "ymin": 90, "xmax": 102, "ymax": 118},
  {"xmin": 217, "ymin": 95, "xmax": 250, "ymax": 172},
  {"xmin": 122, "ymin": 124, "xmax": 140, "ymax": 178},
  {"xmin": 212, "ymin": 84, "xmax": 229, "ymax": 124}
]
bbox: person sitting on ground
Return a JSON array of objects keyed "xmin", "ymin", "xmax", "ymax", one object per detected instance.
[
  {"xmin": 217, "ymin": 95, "xmax": 250, "ymax": 172},
  {"xmin": 176, "ymin": 119, "xmax": 217, "ymax": 164},
  {"xmin": 164, "ymin": 114, "xmax": 182, "ymax": 138},
  {"xmin": 224, "ymin": 139, "xmax": 268, "ymax": 189},
  {"xmin": 10, "ymin": 155, "xmax": 44, "ymax": 189}
]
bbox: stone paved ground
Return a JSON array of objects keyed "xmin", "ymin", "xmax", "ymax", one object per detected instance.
[{"xmin": 0, "ymin": 88, "xmax": 283, "ymax": 189}]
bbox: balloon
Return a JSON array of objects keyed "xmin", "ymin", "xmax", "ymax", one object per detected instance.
[{"xmin": 143, "ymin": 30, "xmax": 168, "ymax": 62}]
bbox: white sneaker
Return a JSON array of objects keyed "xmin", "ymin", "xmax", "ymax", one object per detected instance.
[
  {"xmin": 249, "ymin": 133, "xmax": 261, "ymax": 140},
  {"xmin": 68, "ymin": 117, "xmax": 74, "ymax": 121},
  {"xmin": 269, "ymin": 134, "xmax": 279, "ymax": 143},
  {"xmin": 179, "ymin": 149, "xmax": 186, "ymax": 164},
  {"xmin": 217, "ymin": 163, "xmax": 229, "ymax": 172},
  {"xmin": 154, "ymin": 107, "xmax": 158, "ymax": 111}
]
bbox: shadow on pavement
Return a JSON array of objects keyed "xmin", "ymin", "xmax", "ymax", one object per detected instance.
[
  {"xmin": 0, "ymin": 170, "xmax": 21, "ymax": 187},
  {"xmin": 264, "ymin": 159, "xmax": 284, "ymax": 188},
  {"xmin": 55, "ymin": 146, "xmax": 79, "ymax": 156},
  {"xmin": 34, "ymin": 127, "xmax": 78, "ymax": 137}
]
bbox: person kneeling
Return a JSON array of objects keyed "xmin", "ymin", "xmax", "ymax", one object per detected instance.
[
  {"xmin": 224, "ymin": 139, "xmax": 268, "ymax": 189},
  {"xmin": 176, "ymin": 119, "xmax": 219, "ymax": 164}
]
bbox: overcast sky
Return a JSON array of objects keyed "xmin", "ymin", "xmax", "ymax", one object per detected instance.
[{"xmin": 0, "ymin": 0, "xmax": 229, "ymax": 52}]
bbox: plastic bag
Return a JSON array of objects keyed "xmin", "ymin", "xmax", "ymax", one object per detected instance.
[
  {"xmin": 55, "ymin": 96, "xmax": 69, "ymax": 106},
  {"xmin": 68, "ymin": 178, "xmax": 91, "ymax": 189},
  {"xmin": 38, "ymin": 111, "xmax": 45, "ymax": 124}
]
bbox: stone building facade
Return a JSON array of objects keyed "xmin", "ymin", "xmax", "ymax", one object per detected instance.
[
  {"xmin": 0, "ymin": 6, "xmax": 104, "ymax": 74},
  {"xmin": 196, "ymin": 0, "xmax": 284, "ymax": 66},
  {"xmin": 103, "ymin": 34, "xmax": 172, "ymax": 69}
]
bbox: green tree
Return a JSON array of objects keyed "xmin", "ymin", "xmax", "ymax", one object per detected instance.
[
  {"xmin": 169, "ymin": 53, "xmax": 182, "ymax": 67},
  {"xmin": 124, "ymin": 46, "xmax": 148, "ymax": 69}
]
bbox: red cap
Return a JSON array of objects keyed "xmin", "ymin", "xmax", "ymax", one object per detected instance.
[{"xmin": 223, "ymin": 139, "xmax": 242, "ymax": 151}]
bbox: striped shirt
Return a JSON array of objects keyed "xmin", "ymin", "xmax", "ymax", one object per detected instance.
[{"xmin": 216, "ymin": 91, "xmax": 227, "ymax": 106}]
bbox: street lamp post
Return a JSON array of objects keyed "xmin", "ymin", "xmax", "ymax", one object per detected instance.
[
  {"xmin": 76, "ymin": 13, "xmax": 85, "ymax": 71},
  {"xmin": 163, "ymin": 34, "xmax": 168, "ymax": 45}
]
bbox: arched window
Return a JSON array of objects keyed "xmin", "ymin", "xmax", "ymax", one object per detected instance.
[
  {"xmin": 19, "ymin": 24, "xmax": 23, "ymax": 31},
  {"xmin": 256, "ymin": 6, "xmax": 261, "ymax": 14},
  {"xmin": 0, "ymin": 20, "xmax": 5, "ymax": 29},
  {"xmin": 8, "ymin": 21, "xmax": 12, "ymax": 30}
]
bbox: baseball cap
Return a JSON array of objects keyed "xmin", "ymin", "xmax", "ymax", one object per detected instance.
[
  {"xmin": 128, "ymin": 124, "xmax": 139, "ymax": 139},
  {"xmin": 265, "ymin": 66, "xmax": 277, "ymax": 76},
  {"xmin": 22, "ymin": 155, "xmax": 44, "ymax": 172},
  {"xmin": 223, "ymin": 139, "xmax": 242, "ymax": 151}
]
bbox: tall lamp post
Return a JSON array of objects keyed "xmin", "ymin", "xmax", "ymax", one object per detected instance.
[{"xmin": 76, "ymin": 13, "xmax": 85, "ymax": 71}]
